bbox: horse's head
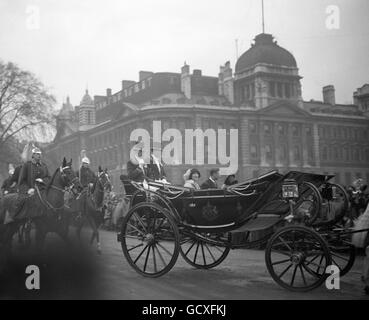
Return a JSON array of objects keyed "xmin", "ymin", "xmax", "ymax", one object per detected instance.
[
  {"xmin": 58, "ymin": 157, "xmax": 83, "ymax": 193},
  {"xmin": 97, "ymin": 166, "xmax": 112, "ymax": 192}
]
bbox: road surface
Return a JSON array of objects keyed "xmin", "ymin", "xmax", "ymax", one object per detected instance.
[{"xmin": 0, "ymin": 227, "xmax": 368, "ymax": 300}]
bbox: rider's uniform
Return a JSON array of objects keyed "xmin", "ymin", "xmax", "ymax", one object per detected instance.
[
  {"xmin": 76, "ymin": 166, "xmax": 97, "ymax": 189},
  {"xmin": 14, "ymin": 158, "xmax": 50, "ymax": 215}
]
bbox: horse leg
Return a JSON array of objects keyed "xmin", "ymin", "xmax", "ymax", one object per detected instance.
[
  {"xmin": 76, "ymin": 212, "xmax": 84, "ymax": 243},
  {"xmin": 87, "ymin": 214, "xmax": 101, "ymax": 254}
]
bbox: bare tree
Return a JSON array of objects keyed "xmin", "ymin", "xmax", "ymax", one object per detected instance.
[{"xmin": 0, "ymin": 60, "xmax": 56, "ymax": 152}]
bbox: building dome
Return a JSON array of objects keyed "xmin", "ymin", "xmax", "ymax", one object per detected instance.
[
  {"xmin": 235, "ymin": 33, "xmax": 297, "ymax": 73},
  {"xmin": 80, "ymin": 89, "xmax": 94, "ymax": 106}
]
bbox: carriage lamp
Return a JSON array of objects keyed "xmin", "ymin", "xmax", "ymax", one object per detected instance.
[{"xmin": 282, "ymin": 179, "xmax": 299, "ymax": 199}]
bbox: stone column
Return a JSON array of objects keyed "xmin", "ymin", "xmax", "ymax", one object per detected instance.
[
  {"xmin": 287, "ymin": 123, "xmax": 295, "ymax": 168},
  {"xmin": 313, "ymin": 123, "xmax": 320, "ymax": 168},
  {"xmin": 302, "ymin": 125, "xmax": 309, "ymax": 168},
  {"xmin": 239, "ymin": 117, "xmax": 251, "ymax": 180}
]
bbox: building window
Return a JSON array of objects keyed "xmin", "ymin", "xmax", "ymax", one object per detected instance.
[
  {"xmin": 277, "ymin": 82, "xmax": 283, "ymax": 98},
  {"xmin": 250, "ymin": 145, "xmax": 258, "ymax": 158},
  {"xmin": 306, "ymin": 126, "xmax": 312, "ymax": 136},
  {"xmin": 265, "ymin": 145, "xmax": 272, "ymax": 160},
  {"xmin": 264, "ymin": 123, "xmax": 271, "ymax": 135},
  {"xmin": 279, "ymin": 144, "xmax": 287, "ymax": 161},
  {"xmin": 285, "ymin": 83, "xmax": 290, "ymax": 98},
  {"xmin": 147, "ymin": 77, "xmax": 152, "ymax": 87},
  {"xmin": 142, "ymin": 81, "xmax": 146, "ymax": 90},
  {"xmin": 269, "ymin": 82, "xmax": 276, "ymax": 97},
  {"xmin": 278, "ymin": 124, "xmax": 285, "ymax": 135},
  {"xmin": 322, "ymin": 146, "xmax": 328, "ymax": 161},
  {"xmin": 308, "ymin": 146, "xmax": 314, "ymax": 161},
  {"xmin": 294, "ymin": 146, "xmax": 301, "ymax": 161},
  {"xmin": 249, "ymin": 122, "xmax": 256, "ymax": 133},
  {"xmin": 292, "ymin": 125, "xmax": 299, "ymax": 136}
]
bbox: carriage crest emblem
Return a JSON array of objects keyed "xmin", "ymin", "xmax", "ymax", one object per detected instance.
[{"xmin": 202, "ymin": 202, "xmax": 219, "ymax": 221}]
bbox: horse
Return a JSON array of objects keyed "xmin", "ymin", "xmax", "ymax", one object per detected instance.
[
  {"xmin": 73, "ymin": 166, "xmax": 112, "ymax": 254},
  {"xmin": 0, "ymin": 158, "xmax": 82, "ymax": 266}
]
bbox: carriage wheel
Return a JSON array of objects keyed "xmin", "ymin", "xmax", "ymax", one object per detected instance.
[
  {"xmin": 265, "ymin": 225, "xmax": 331, "ymax": 292},
  {"xmin": 293, "ymin": 182, "xmax": 322, "ymax": 226},
  {"xmin": 179, "ymin": 232, "xmax": 230, "ymax": 269},
  {"xmin": 120, "ymin": 202, "xmax": 180, "ymax": 277},
  {"xmin": 327, "ymin": 238, "xmax": 355, "ymax": 277},
  {"xmin": 314, "ymin": 183, "xmax": 350, "ymax": 227},
  {"xmin": 130, "ymin": 190, "xmax": 146, "ymax": 208}
]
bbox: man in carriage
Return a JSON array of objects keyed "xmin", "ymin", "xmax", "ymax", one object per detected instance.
[
  {"xmin": 1, "ymin": 165, "xmax": 16, "ymax": 195},
  {"xmin": 201, "ymin": 168, "xmax": 220, "ymax": 189},
  {"xmin": 147, "ymin": 140, "xmax": 168, "ymax": 183}
]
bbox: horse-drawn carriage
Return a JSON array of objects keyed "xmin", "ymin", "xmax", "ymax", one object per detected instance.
[{"xmin": 117, "ymin": 170, "xmax": 368, "ymax": 292}]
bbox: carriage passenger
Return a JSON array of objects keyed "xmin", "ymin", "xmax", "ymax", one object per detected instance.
[
  {"xmin": 183, "ymin": 168, "xmax": 201, "ymax": 190},
  {"xmin": 127, "ymin": 141, "xmax": 147, "ymax": 182},
  {"xmin": 147, "ymin": 141, "xmax": 169, "ymax": 183},
  {"xmin": 222, "ymin": 174, "xmax": 238, "ymax": 189},
  {"xmin": 201, "ymin": 168, "xmax": 219, "ymax": 189}
]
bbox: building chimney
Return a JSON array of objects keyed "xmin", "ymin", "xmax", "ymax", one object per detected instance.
[
  {"xmin": 323, "ymin": 85, "xmax": 335, "ymax": 105},
  {"xmin": 106, "ymin": 88, "xmax": 112, "ymax": 96},
  {"xmin": 193, "ymin": 69, "xmax": 202, "ymax": 76},
  {"xmin": 139, "ymin": 71, "xmax": 154, "ymax": 81},
  {"xmin": 181, "ymin": 63, "xmax": 191, "ymax": 99},
  {"xmin": 122, "ymin": 80, "xmax": 136, "ymax": 90}
]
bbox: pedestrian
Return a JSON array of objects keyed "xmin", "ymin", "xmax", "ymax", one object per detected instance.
[{"xmin": 222, "ymin": 174, "xmax": 238, "ymax": 189}]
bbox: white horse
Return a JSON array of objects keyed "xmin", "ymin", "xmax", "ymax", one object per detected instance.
[{"xmin": 352, "ymin": 202, "xmax": 369, "ymax": 292}]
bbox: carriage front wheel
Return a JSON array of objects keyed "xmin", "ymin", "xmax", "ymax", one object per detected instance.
[
  {"xmin": 265, "ymin": 225, "xmax": 331, "ymax": 292},
  {"xmin": 120, "ymin": 202, "xmax": 180, "ymax": 278}
]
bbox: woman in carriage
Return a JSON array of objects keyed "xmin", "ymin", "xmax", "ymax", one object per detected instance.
[{"xmin": 183, "ymin": 168, "xmax": 201, "ymax": 190}]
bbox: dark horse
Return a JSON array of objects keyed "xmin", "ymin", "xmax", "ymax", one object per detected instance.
[
  {"xmin": 73, "ymin": 166, "xmax": 111, "ymax": 254},
  {"xmin": 0, "ymin": 158, "xmax": 81, "ymax": 266}
]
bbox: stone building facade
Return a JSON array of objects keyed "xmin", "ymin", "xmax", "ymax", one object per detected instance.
[{"xmin": 44, "ymin": 33, "xmax": 369, "ymax": 189}]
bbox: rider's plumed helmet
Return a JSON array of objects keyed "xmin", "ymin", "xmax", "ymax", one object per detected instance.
[{"xmin": 81, "ymin": 157, "xmax": 90, "ymax": 164}]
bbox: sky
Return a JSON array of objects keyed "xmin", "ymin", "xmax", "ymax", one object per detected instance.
[{"xmin": 0, "ymin": 0, "xmax": 368, "ymax": 111}]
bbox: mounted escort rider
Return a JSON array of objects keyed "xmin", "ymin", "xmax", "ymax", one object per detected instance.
[
  {"xmin": 76, "ymin": 157, "xmax": 97, "ymax": 191},
  {"xmin": 14, "ymin": 147, "xmax": 50, "ymax": 217}
]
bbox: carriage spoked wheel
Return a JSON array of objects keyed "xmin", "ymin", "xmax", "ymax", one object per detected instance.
[
  {"xmin": 179, "ymin": 232, "xmax": 231, "ymax": 269},
  {"xmin": 293, "ymin": 182, "xmax": 322, "ymax": 226},
  {"xmin": 120, "ymin": 202, "xmax": 180, "ymax": 277},
  {"xmin": 265, "ymin": 225, "xmax": 331, "ymax": 292},
  {"xmin": 130, "ymin": 190, "xmax": 147, "ymax": 208},
  {"xmin": 325, "ymin": 234, "xmax": 355, "ymax": 277},
  {"xmin": 314, "ymin": 183, "xmax": 350, "ymax": 227}
]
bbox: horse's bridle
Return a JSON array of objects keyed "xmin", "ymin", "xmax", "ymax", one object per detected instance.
[{"xmin": 97, "ymin": 171, "xmax": 111, "ymax": 191}]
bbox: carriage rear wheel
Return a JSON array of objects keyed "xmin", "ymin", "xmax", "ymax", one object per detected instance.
[
  {"xmin": 120, "ymin": 202, "xmax": 180, "ymax": 278},
  {"xmin": 265, "ymin": 225, "xmax": 331, "ymax": 292},
  {"xmin": 293, "ymin": 182, "xmax": 322, "ymax": 226},
  {"xmin": 326, "ymin": 236, "xmax": 355, "ymax": 277},
  {"xmin": 314, "ymin": 183, "xmax": 350, "ymax": 227},
  {"xmin": 179, "ymin": 232, "xmax": 230, "ymax": 269}
]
